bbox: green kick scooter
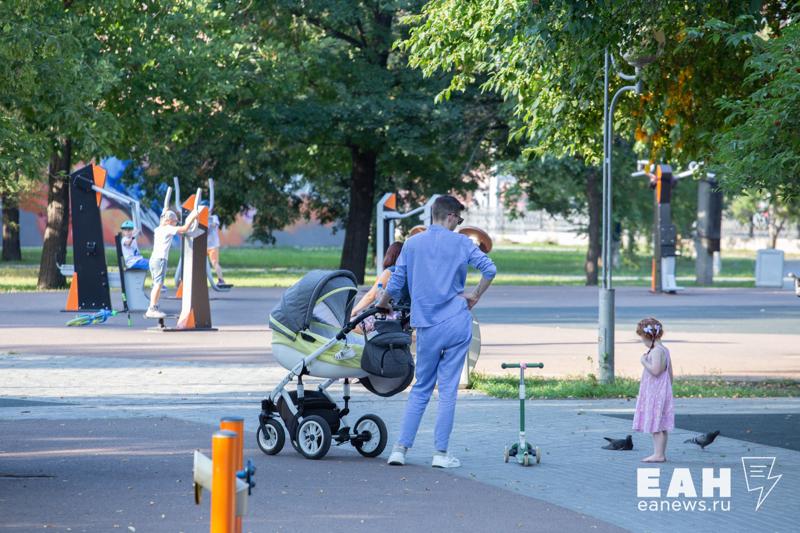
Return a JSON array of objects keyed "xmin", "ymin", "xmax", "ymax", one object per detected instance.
[{"xmin": 501, "ymin": 362, "xmax": 544, "ymax": 466}]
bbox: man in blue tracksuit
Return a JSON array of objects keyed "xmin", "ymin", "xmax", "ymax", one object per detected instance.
[{"xmin": 377, "ymin": 195, "xmax": 496, "ymax": 468}]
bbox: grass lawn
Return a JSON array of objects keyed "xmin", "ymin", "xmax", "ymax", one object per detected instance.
[
  {"xmin": 1, "ymin": 244, "xmax": 762, "ymax": 292},
  {"xmin": 469, "ymin": 373, "xmax": 800, "ymax": 399}
]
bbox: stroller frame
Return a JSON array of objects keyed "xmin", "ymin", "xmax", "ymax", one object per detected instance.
[{"xmin": 258, "ymin": 307, "xmax": 391, "ymax": 460}]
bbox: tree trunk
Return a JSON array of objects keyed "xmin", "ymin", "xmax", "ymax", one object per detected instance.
[
  {"xmin": 584, "ymin": 167, "xmax": 601, "ymax": 286},
  {"xmin": 340, "ymin": 146, "xmax": 377, "ymax": 284},
  {"xmin": 767, "ymin": 205, "xmax": 784, "ymax": 249},
  {"xmin": 768, "ymin": 220, "xmax": 782, "ymax": 249},
  {"xmin": 1, "ymin": 190, "xmax": 22, "ymax": 261},
  {"xmin": 37, "ymin": 139, "xmax": 72, "ymax": 289}
]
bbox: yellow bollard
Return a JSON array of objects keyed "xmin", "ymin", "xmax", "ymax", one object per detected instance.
[
  {"xmin": 211, "ymin": 430, "xmax": 237, "ymax": 533},
  {"xmin": 220, "ymin": 417, "xmax": 244, "ymax": 533}
]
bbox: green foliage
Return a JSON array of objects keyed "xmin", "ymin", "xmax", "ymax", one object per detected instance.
[
  {"xmin": 712, "ymin": 18, "xmax": 800, "ymax": 198},
  {"xmin": 400, "ymin": 1, "xmax": 788, "ymax": 176},
  {"xmin": 237, "ymin": 2, "xmax": 502, "ymax": 235},
  {"xmin": 0, "ymin": 0, "xmax": 119, "ymax": 184}
]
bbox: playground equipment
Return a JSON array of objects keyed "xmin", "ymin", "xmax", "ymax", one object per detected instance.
[
  {"xmin": 61, "ymin": 164, "xmax": 150, "ymax": 313},
  {"xmin": 695, "ymin": 173, "xmax": 723, "ymax": 285},
  {"xmin": 154, "ymin": 186, "xmax": 216, "ymax": 331},
  {"xmin": 632, "ymin": 161, "xmax": 721, "ymax": 293},
  {"xmin": 173, "ymin": 177, "xmax": 233, "ymax": 295},
  {"xmin": 650, "ymin": 164, "xmax": 681, "ymax": 293},
  {"xmin": 193, "ymin": 418, "xmax": 255, "ymax": 533},
  {"xmin": 501, "ymin": 362, "xmax": 544, "ymax": 466},
  {"xmin": 375, "ymin": 193, "xmax": 440, "ymax": 277}
]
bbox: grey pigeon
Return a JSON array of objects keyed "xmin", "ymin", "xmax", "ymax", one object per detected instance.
[
  {"xmin": 602, "ymin": 435, "xmax": 633, "ymax": 450},
  {"xmin": 684, "ymin": 430, "xmax": 720, "ymax": 449}
]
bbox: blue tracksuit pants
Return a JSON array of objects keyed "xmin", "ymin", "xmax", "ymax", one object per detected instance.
[{"xmin": 397, "ymin": 309, "xmax": 472, "ymax": 452}]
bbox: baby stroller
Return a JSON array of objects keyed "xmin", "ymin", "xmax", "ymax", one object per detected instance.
[{"xmin": 258, "ymin": 270, "xmax": 414, "ymax": 460}]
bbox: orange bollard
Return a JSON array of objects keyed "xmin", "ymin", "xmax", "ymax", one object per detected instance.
[
  {"xmin": 220, "ymin": 417, "xmax": 244, "ymax": 533},
  {"xmin": 211, "ymin": 430, "xmax": 237, "ymax": 533}
]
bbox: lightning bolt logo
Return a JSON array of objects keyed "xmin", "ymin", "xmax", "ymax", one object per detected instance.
[{"xmin": 741, "ymin": 457, "xmax": 782, "ymax": 511}]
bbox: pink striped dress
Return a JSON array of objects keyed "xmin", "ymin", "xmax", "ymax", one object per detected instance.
[{"xmin": 632, "ymin": 346, "xmax": 674, "ymax": 433}]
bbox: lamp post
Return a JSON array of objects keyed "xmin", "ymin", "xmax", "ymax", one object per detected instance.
[{"xmin": 598, "ymin": 49, "xmax": 653, "ymax": 384}]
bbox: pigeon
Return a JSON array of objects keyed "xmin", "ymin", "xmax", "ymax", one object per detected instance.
[
  {"xmin": 684, "ymin": 430, "xmax": 720, "ymax": 449},
  {"xmin": 602, "ymin": 435, "xmax": 634, "ymax": 450}
]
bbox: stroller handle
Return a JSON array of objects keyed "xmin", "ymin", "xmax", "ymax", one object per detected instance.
[{"xmin": 338, "ymin": 304, "xmax": 411, "ymax": 339}]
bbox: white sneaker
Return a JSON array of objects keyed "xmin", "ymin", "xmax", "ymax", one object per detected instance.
[
  {"xmin": 145, "ymin": 307, "xmax": 166, "ymax": 319},
  {"xmin": 432, "ymin": 454, "xmax": 461, "ymax": 469},
  {"xmin": 387, "ymin": 448, "xmax": 406, "ymax": 466}
]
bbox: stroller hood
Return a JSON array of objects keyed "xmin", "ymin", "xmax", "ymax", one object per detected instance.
[{"xmin": 271, "ymin": 269, "xmax": 358, "ymax": 335}]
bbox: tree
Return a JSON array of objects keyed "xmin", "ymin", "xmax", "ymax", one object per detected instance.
[
  {"xmin": 0, "ymin": 0, "xmax": 121, "ymax": 288},
  {"xmin": 0, "ymin": 111, "xmax": 46, "ymax": 261},
  {"xmin": 500, "ymin": 139, "xmax": 673, "ymax": 284},
  {"xmin": 1, "ymin": 1, "xmax": 243, "ymax": 283},
  {"xmin": 730, "ymin": 192, "xmax": 800, "ymax": 249},
  {"xmin": 711, "ymin": 15, "xmax": 800, "ymax": 198},
  {"xmin": 399, "ymin": 1, "xmax": 789, "ymax": 279},
  {"xmin": 1, "ymin": 188, "xmax": 21, "ymax": 261},
  {"xmin": 228, "ymin": 1, "xmax": 502, "ymax": 282}
]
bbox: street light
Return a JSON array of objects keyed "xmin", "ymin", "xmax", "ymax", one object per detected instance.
[{"xmin": 598, "ymin": 48, "xmax": 656, "ymax": 384}]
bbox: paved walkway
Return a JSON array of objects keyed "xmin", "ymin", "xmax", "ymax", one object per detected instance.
[
  {"xmin": 2, "ymin": 287, "xmax": 799, "ymax": 379},
  {"xmin": 1, "ymin": 354, "xmax": 798, "ymax": 532},
  {"xmin": 2, "ymin": 286, "xmax": 799, "ymax": 531}
]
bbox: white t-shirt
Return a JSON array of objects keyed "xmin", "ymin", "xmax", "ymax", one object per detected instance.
[
  {"xmin": 207, "ymin": 214, "xmax": 221, "ymax": 249},
  {"xmin": 121, "ymin": 236, "xmax": 144, "ymax": 268},
  {"xmin": 150, "ymin": 224, "xmax": 180, "ymax": 261}
]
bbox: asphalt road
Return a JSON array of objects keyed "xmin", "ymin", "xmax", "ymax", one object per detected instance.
[{"xmin": 0, "ymin": 417, "xmax": 625, "ymax": 533}]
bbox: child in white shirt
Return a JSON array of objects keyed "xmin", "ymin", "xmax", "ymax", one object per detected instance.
[
  {"xmin": 202, "ymin": 200, "xmax": 226, "ymax": 284},
  {"xmin": 146, "ymin": 209, "xmax": 198, "ymax": 318}
]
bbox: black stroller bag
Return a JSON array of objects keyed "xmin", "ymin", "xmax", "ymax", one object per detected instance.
[{"xmin": 361, "ymin": 318, "xmax": 413, "ymax": 378}]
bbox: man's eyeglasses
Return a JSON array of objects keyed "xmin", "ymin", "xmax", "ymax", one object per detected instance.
[{"xmin": 450, "ymin": 213, "xmax": 464, "ymax": 225}]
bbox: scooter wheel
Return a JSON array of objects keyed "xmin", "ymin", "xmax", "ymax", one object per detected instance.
[
  {"xmin": 522, "ymin": 454, "xmax": 530, "ymax": 467},
  {"xmin": 503, "ymin": 446, "xmax": 510, "ymax": 463},
  {"xmin": 535, "ymin": 446, "xmax": 542, "ymax": 464}
]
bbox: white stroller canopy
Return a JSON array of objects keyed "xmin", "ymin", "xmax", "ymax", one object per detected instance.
[{"xmin": 270, "ymin": 270, "xmax": 358, "ymax": 335}]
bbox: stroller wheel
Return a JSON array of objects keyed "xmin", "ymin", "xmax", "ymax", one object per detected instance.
[
  {"xmin": 296, "ymin": 415, "xmax": 332, "ymax": 460},
  {"xmin": 256, "ymin": 418, "xmax": 285, "ymax": 455},
  {"xmin": 352, "ymin": 414, "xmax": 387, "ymax": 458}
]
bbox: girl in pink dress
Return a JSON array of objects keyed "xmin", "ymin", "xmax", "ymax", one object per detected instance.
[{"xmin": 632, "ymin": 317, "xmax": 674, "ymax": 462}]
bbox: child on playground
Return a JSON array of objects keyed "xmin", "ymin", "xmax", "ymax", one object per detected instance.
[
  {"xmin": 632, "ymin": 317, "xmax": 674, "ymax": 463},
  {"xmin": 201, "ymin": 200, "xmax": 226, "ymax": 285},
  {"xmin": 120, "ymin": 220, "xmax": 148, "ymax": 270},
  {"xmin": 145, "ymin": 209, "xmax": 198, "ymax": 319}
]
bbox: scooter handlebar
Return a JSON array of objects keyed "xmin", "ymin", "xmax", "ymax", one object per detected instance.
[{"xmin": 501, "ymin": 363, "xmax": 544, "ymax": 369}]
